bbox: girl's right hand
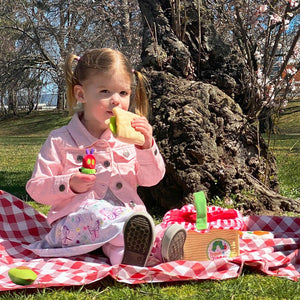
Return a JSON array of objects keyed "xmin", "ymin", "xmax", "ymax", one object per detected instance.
[{"xmin": 69, "ymin": 171, "xmax": 96, "ymax": 194}]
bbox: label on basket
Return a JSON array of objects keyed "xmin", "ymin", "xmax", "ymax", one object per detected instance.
[
  {"xmin": 207, "ymin": 238, "xmax": 231, "ymax": 260},
  {"xmin": 184, "ymin": 229, "xmax": 240, "ymax": 261}
]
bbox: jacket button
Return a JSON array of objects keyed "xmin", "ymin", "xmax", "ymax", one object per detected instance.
[
  {"xmin": 154, "ymin": 149, "xmax": 158, "ymax": 155},
  {"xmin": 129, "ymin": 201, "xmax": 135, "ymax": 208},
  {"xmin": 59, "ymin": 184, "xmax": 65, "ymax": 192},
  {"xmin": 116, "ymin": 182, "xmax": 123, "ymax": 189},
  {"xmin": 123, "ymin": 151, "xmax": 130, "ymax": 158},
  {"xmin": 104, "ymin": 161, "xmax": 110, "ymax": 167}
]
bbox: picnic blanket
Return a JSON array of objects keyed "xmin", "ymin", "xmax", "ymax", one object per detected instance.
[{"xmin": 0, "ymin": 190, "xmax": 299, "ymax": 291}]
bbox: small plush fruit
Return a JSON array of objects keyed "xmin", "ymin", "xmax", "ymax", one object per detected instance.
[{"xmin": 8, "ymin": 266, "xmax": 37, "ymax": 286}]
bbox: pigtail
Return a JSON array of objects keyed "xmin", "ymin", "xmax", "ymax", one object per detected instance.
[
  {"xmin": 64, "ymin": 54, "xmax": 80, "ymax": 114},
  {"xmin": 133, "ymin": 70, "xmax": 150, "ymax": 117}
]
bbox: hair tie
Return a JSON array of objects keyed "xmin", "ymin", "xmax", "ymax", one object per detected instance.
[{"xmin": 131, "ymin": 69, "xmax": 135, "ymax": 73}]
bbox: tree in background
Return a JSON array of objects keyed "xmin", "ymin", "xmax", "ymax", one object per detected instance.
[
  {"xmin": 0, "ymin": 0, "xmax": 141, "ymax": 112},
  {"xmin": 200, "ymin": 0, "xmax": 300, "ymax": 132},
  {"xmin": 1, "ymin": 0, "xmax": 298, "ymax": 120},
  {"xmin": 138, "ymin": 0, "xmax": 299, "ymax": 132},
  {"xmin": 0, "ymin": 2, "xmax": 22, "ymax": 115},
  {"xmin": 136, "ymin": 0, "xmax": 300, "ymax": 213}
]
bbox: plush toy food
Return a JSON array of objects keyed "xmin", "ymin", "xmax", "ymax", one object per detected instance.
[
  {"xmin": 80, "ymin": 148, "xmax": 96, "ymax": 174},
  {"xmin": 8, "ymin": 266, "xmax": 37, "ymax": 286},
  {"xmin": 109, "ymin": 107, "xmax": 145, "ymax": 146},
  {"xmin": 194, "ymin": 191, "xmax": 208, "ymax": 230}
]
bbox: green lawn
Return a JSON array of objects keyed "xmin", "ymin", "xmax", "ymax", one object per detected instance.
[
  {"xmin": 0, "ymin": 107, "xmax": 299, "ymax": 299},
  {"xmin": 2, "ymin": 272, "xmax": 300, "ymax": 299},
  {"xmin": 0, "ymin": 111, "xmax": 71, "ymax": 202},
  {"xmin": 267, "ymin": 134, "xmax": 300, "ymax": 199},
  {"xmin": 276, "ymin": 98, "xmax": 300, "ymax": 135}
]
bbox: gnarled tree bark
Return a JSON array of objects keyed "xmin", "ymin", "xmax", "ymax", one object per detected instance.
[{"xmin": 137, "ymin": 0, "xmax": 300, "ymax": 215}]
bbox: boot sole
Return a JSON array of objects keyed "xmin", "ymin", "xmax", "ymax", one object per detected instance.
[{"xmin": 122, "ymin": 212, "xmax": 155, "ymax": 266}]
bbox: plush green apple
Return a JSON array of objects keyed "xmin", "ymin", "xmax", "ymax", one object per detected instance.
[{"xmin": 8, "ymin": 266, "xmax": 37, "ymax": 286}]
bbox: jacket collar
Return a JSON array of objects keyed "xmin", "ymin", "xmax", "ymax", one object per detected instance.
[{"xmin": 67, "ymin": 112, "xmax": 113, "ymax": 148}]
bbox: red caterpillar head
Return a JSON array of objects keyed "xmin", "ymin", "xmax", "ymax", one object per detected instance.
[{"xmin": 82, "ymin": 148, "xmax": 96, "ymax": 170}]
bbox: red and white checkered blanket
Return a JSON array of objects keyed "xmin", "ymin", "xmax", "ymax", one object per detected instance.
[{"xmin": 0, "ymin": 190, "xmax": 299, "ymax": 291}]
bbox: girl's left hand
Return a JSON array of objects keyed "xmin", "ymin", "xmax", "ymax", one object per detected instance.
[{"xmin": 131, "ymin": 117, "xmax": 153, "ymax": 149}]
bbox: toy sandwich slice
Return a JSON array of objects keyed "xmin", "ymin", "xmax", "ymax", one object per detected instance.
[{"xmin": 109, "ymin": 107, "xmax": 145, "ymax": 146}]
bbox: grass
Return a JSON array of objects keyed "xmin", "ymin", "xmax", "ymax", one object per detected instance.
[
  {"xmin": 0, "ymin": 105, "xmax": 299, "ymax": 299},
  {"xmin": 267, "ymin": 134, "xmax": 299, "ymax": 198},
  {"xmin": 263, "ymin": 97, "xmax": 300, "ymax": 199},
  {"xmin": 276, "ymin": 98, "xmax": 300, "ymax": 134},
  {"xmin": 1, "ymin": 272, "xmax": 300, "ymax": 299},
  {"xmin": 0, "ymin": 111, "xmax": 71, "ymax": 202}
]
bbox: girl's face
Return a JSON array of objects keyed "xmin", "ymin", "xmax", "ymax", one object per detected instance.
[{"xmin": 74, "ymin": 69, "xmax": 132, "ymax": 138}]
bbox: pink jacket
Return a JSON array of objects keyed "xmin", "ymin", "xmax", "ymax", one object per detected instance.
[{"xmin": 26, "ymin": 113, "xmax": 165, "ymax": 225}]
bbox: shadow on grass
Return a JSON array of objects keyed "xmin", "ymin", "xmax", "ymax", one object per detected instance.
[
  {"xmin": 0, "ymin": 171, "xmax": 32, "ymax": 200},
  {"xmin": 0, "ymin": 111, "xmax": 71, "ymax": 136},
  {"xmin": 280, "ymin": 106, "xmax": 300, "ymax": 116}
]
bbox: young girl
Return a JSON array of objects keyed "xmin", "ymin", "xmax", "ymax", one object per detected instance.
[{"xmin": 26, "ymin": 48, "xmax": 186, "ymax": 266}]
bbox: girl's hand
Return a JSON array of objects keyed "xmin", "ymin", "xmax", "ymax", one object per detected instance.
[
  {"xmin": 69, "ymin": 171, "xmax": 96, "ymax": 194},
  {"xmin": 131, "ymin": 117, "xmax": 153, "ymax": 149}
]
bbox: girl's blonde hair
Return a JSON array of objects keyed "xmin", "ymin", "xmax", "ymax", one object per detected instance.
[{"xmin": 64, "ymin": 48, "xmax": 150, "ymax": 116}]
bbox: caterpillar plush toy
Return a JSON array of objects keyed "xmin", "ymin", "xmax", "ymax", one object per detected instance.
[{"xmin": 80, "ymin": 148, "xmax": 96, "ymax": 174}]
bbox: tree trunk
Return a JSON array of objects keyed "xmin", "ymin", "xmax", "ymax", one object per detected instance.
[
  {"xmin": 56, "ymin": 79, "xmax": 65, "ymax": 110},
  {"xmin": 137, "ymin": 0, "xmax": 300, "ymax": 215},
  {"xmin": 8, "ymin": 89, "xmax": 17, "ymax": 115},
  {"xmin": 138, "ymin": 0, "xmax": 194, "ymax": 77},
  {"xmin": 0, "ymin": 92, "xmax": 7, "ymax": 115},
  {"xmin": 258, "ymin": 107, "xmax": 274, "ymax": 134},
  {"xmin": 119, "ymin": 0, "xmax": 131, "ymax": 57}
]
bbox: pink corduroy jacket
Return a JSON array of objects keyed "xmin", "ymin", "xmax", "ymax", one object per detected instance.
[{"xmin": 26, "ymin": 112, "xmax": 166, "ymax": 225}]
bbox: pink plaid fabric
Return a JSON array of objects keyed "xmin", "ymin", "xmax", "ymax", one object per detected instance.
[
  {"xmin": 0, "ymin": 190, "xmax": 299, "ymax": 291},
  {"xmin": 161, "ymin": 204, "xmax": 246, "ymax": 231}
]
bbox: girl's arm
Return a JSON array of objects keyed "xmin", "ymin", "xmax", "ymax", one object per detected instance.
[
  {"xmin": 132, "ymin": 117, "xmax": 165, "ymax": 186},
  {"xmin": 135, "ymin": 139, "xmax": 166, "ymax": 187},
  {"xmin": 26, "ymin": 134, "xmax": 77, "ymax": 206}
]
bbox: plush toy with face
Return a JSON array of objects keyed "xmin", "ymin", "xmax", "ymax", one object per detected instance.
[{"xmin": 80, "ymin": 148, "xmax": 96, "ymax": 174}]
